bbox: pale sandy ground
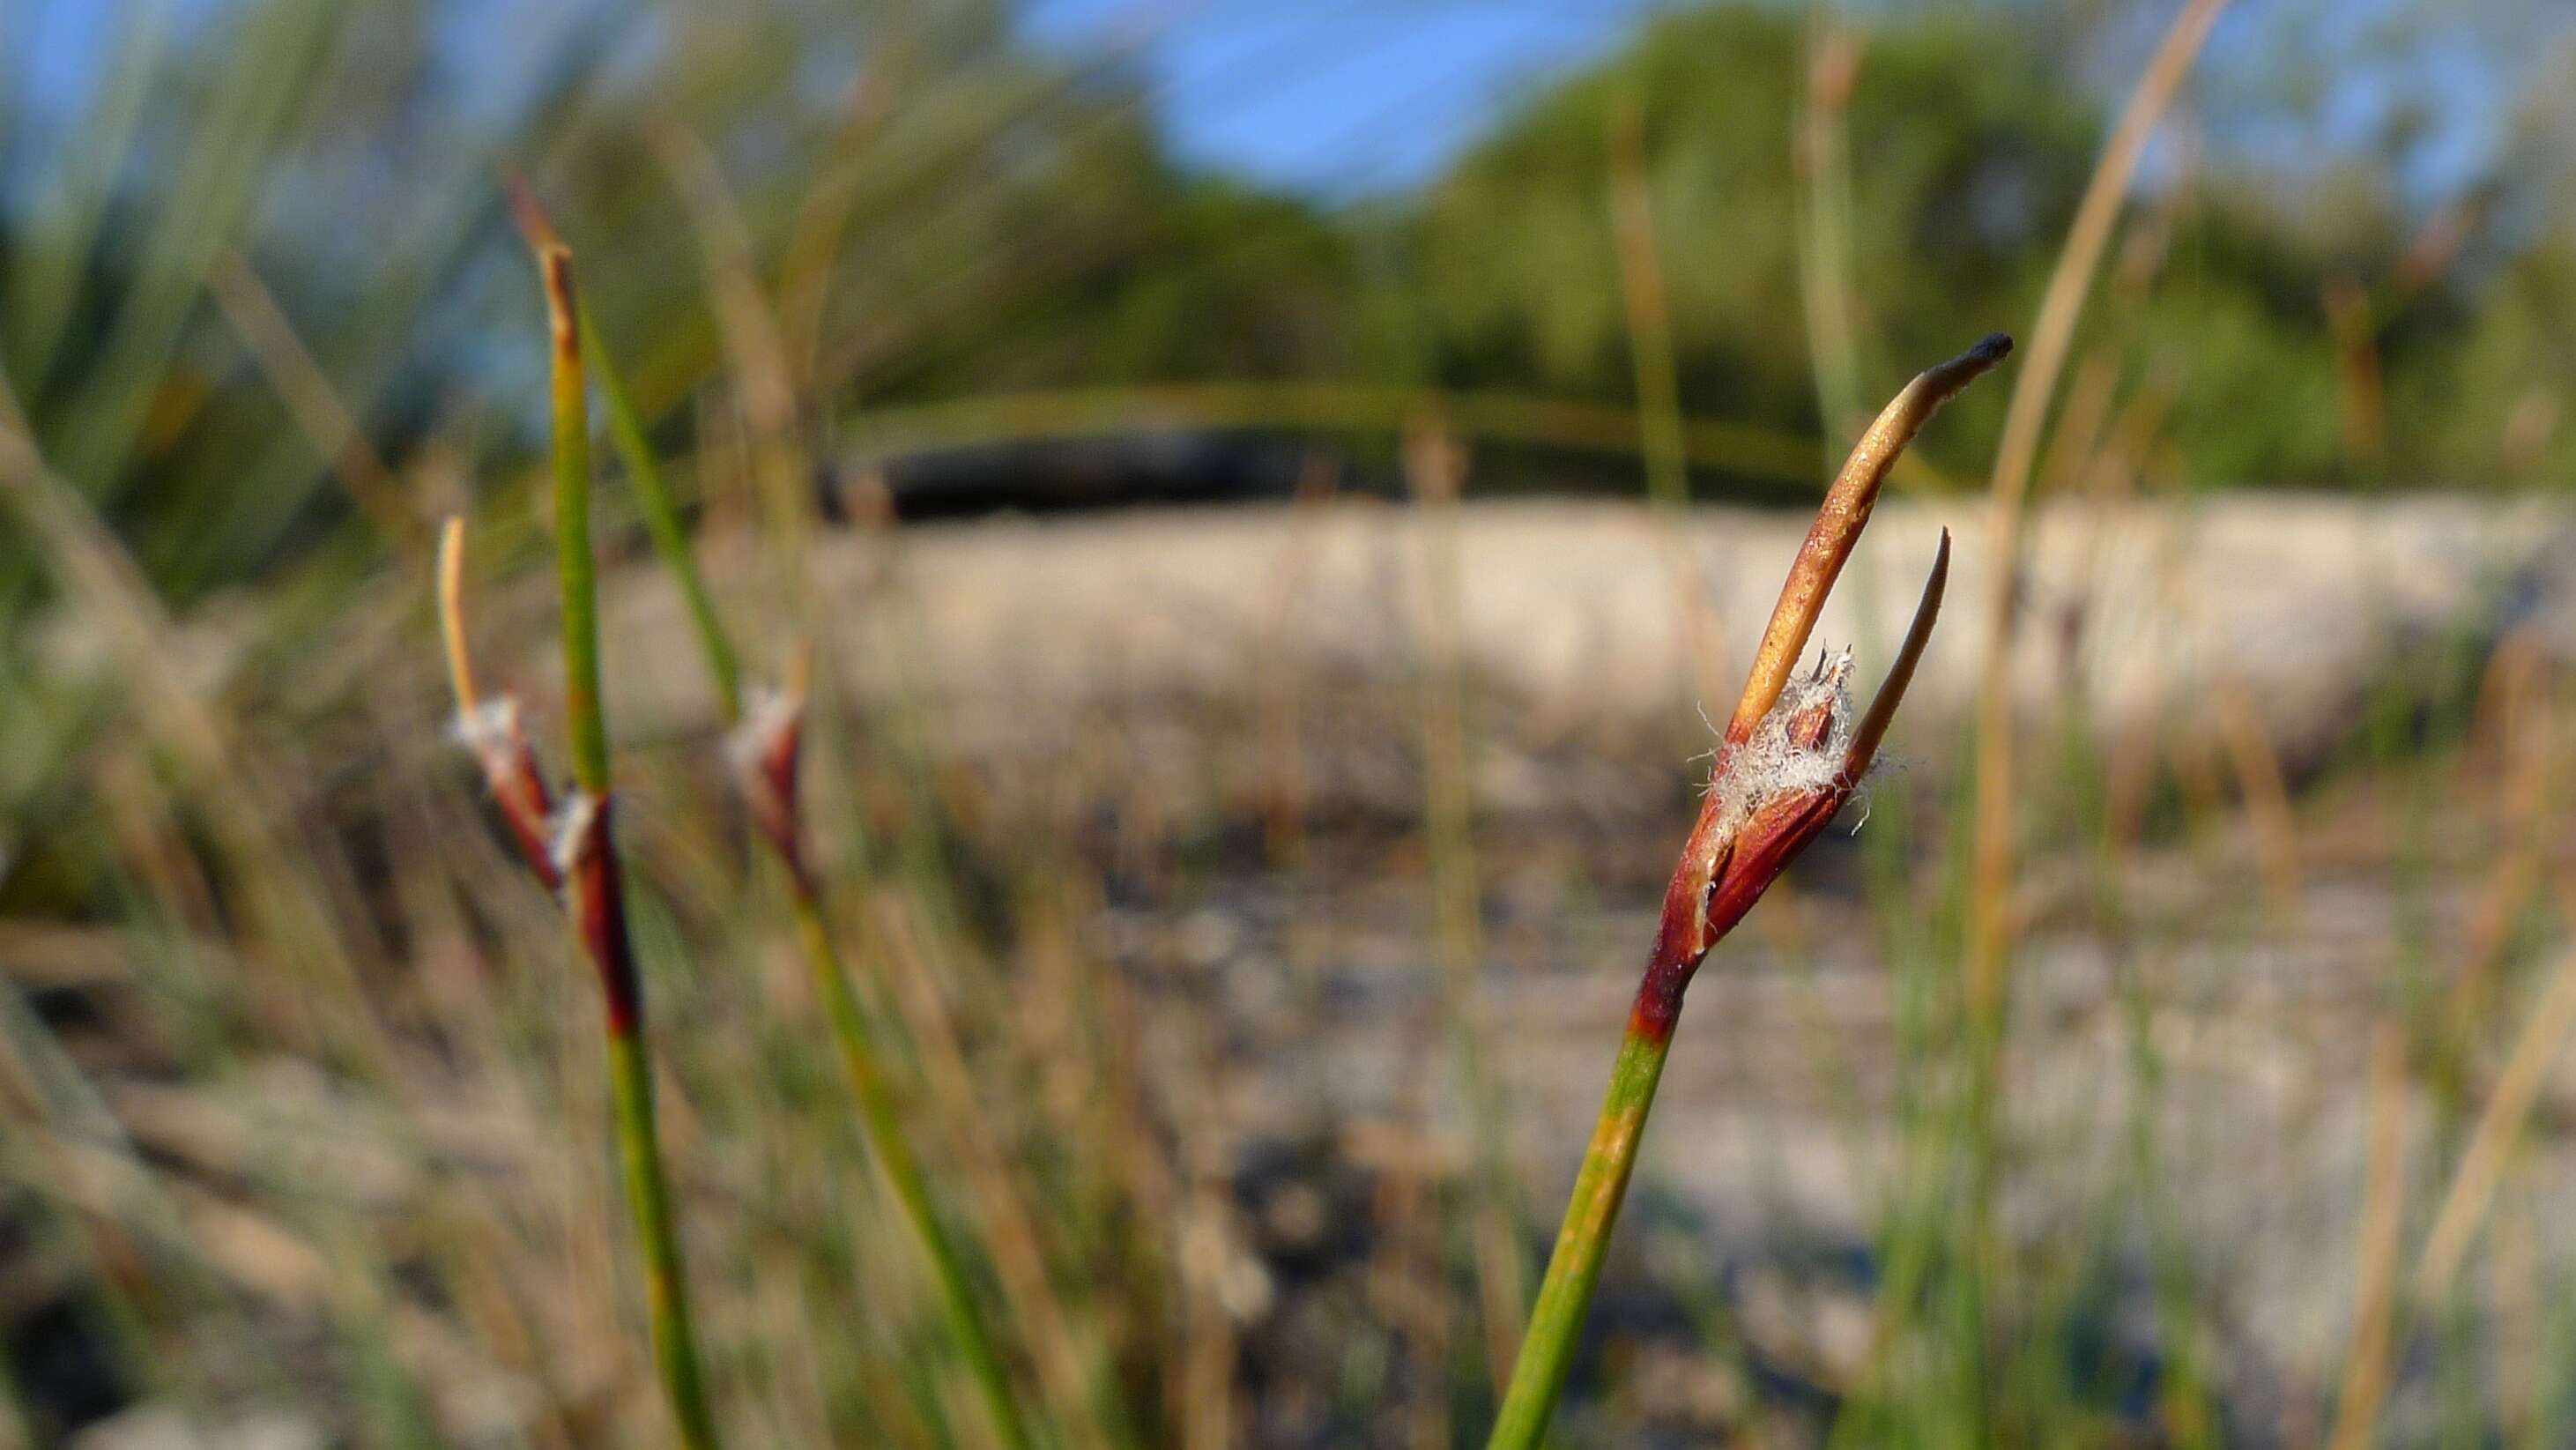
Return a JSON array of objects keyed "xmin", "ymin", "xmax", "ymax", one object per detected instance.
[
  {"xmin": 575, "ymin": 494, "xmax": 2572, "ymax": 1444},
  {"xmin": 606, "ymin": 495, "xmax": 2576, "ymax": 1441},
  {"xmin": 54, "ymin": 495, "xmax": 2576, "ymax": 1446},
  {"xmin": 607, "ymin": 493, "xmax": 2576, "ymax": 809}
]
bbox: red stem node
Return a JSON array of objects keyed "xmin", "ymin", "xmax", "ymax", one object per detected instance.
[{"xmin": 560, "ymin": 792, "xmax": 644, "ymax": 1036}]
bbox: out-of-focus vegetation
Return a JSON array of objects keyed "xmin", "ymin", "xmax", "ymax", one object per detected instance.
[
  {"xmin": 5, "ymin": 2, "xmax": 2576, "ymax": 1447},
  {"xmin": 4, "ymin": 1, "xmax": 2571, "ymax": 611}
]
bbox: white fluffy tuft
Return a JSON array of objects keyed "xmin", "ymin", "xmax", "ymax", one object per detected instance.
[
  {"xmin": 546, "ymin": 791, "xmax": 602, "ymax": 880},
  {"xmin": 722, "ymin": 684, "xmax": 803, "ymax": 772},
  {"xmin": 450, "ymin": 695, "xmax": 523, "ymax": 753},
  {"xmin": 1705, "ymin": 648, "xmax": 1859, "ymax": 838}
]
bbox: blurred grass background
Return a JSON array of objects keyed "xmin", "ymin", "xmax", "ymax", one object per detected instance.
[{"xmin": 3, "ymin": 0, "xmax": 2575, "ymax": 1446}]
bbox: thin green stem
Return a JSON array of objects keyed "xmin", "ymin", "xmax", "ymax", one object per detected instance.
[
  {"xmin": 529, "ymin": 194, "xmax": 1041, "ymax": 1446},
  {"xmin": 607, "ymin": 1027, "xmax": 724, "ymax": 1450},
  {"xmin": 790, "ymin": 885, "xmax": 1034, "ymax": 1450},
  {"xmin": 1407, "ymin": 424, "xmax": 1528, "ymax": 1387},
  {"xmin": 1487, "ymin": 1026, "xmax": 1672, "ymax": 1450},
  {"xmin": 581, "ymin": 301, "xmax": 744, "ymax": 724},
  {"xmin": 542, "ymin": 247, "xmax": 610, "ymax": 796},
  {"xmin": 538, "ymin": 239, "xmax": 724, "ymax": 1448},
  {"xmin": 1482, "ymin": 345, "xmax": 1987, "ymax": 1450}
]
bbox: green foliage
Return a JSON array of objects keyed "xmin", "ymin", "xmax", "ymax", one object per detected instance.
[
  {"xmin": 0, "ymin": 0, "xmax": 2565, "ymax": 629},
  {"xmin": 1400, "ymin": 6, "xmax": 2096, "ymax": 459},
  {"xmin": 1387, "ymin": 2, "xmax": 2550, "ymax": 494},
  {"xmin": 4, "ymin": 4, "xmax": 2576, "ymax": 1446}
]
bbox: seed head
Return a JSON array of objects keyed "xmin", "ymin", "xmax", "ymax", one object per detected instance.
[
  {"xmin": 725, "ymin": 681, "xmax": 808, "ymax": 884},
  {"xmin": 1633, "ymin": 333, "xmax": 2002, "ymax": 1042}
]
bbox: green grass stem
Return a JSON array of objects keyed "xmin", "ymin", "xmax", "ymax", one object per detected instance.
[
  {"xmin": 528, "ymin": 200, "xmax": 1039, "ymax": 1449},
  {"xmin": 543, "ymin": 248, "xmax": 612, "ymax": 797},
  {"xmin": 607, "ymin": 1024, "xmax": 724, "ymax": 1449},
  {"xmin": 581, "ymin": 301, "xmax": 745, "ymax": 724},
  {"xmin": 1484, "ymin": 344, "xmax": 1990, "ymax": 1450},
  {"xmin": 538, "ymin": 237, "xmax": 725, "ymax": 1450},
  {"xmin": 791, "ymin": 885, "xmax": 1035, "ymax": 1450},
  {"xmin": 1486, "ymin": 1028, "xmax": 1671, "ymax": 1449}
]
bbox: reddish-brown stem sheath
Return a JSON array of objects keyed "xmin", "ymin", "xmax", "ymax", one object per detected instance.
[
  {"xmin": 488, "ymin": 740, "xmax": 560, "ymax": 894},
  {"xmin": 562, "ymin": 797, "xmax": 643, "ymax": 1036}
]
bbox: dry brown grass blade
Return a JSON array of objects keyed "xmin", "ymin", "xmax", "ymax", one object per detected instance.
[
  {"xmin": 0, "ymin": 380, "xmax": 242, "ymax": 798},
  {"xmin": 435, "ymin": 516, "xmax": 483, "ymax": 717},
  {"xmin": 776, "ymin": 43, "xmax": 905, "ymax": 384},
  {"xmin": 0, "ymin": 373, "xmax": 389, "ymax": 1066},
  {"xmin": 2324, "ymin": 1021, "xmax": 2410, "ymax": 1450},
  {"xmin": 1607, "ymin": 91, "xmax": 1738, "ymax": 723},
  {"xmin": 2440, "ymin": 631, "xmax": 2557, "ymax": 1037},
  {"xmin": 1975, "ymin": 0, "xmax": 2232, "ymax": 526},
  {"xmin": 2322, "ymin": 273, "xmax": 2385, "ymax": 467},
  {"xmin": 1967, "ymin": 0, "xmax": 2231, "ymax": 995},
  {"xmin": 1795, "ymin": 18, "xmax": 1868, "ymax": 444},
  {"xmin": 1607, "ymin": 92, "xmax": 1688, "ymax": 516},
  {"xmin": 650, "ymin": 116, "xmax": 814, "ymax": 606},
  {"xmin": 208, "ymin": 250, "xmax": 426, "ymax": 564},
  {"xmin": 1401, "ymin": 416, "xmax": 1528, "ymax": 1393},
  {"xmin": 2212, "ymin": 678, "xmax": 2302, "ymax": 918},
  {"xmin": 2414, "ymin": 864, "xmax": 2576, "ymax": 1306},
  {"xmin": 2414, "ymin": 942, "xmax": 2576, "ymax": 1306},
  {"xmin": 875, "ymin": 899, "xmax": 1119, "ymax": 1450}
]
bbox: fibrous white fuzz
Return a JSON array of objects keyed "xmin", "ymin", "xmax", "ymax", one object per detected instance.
[
  {"xmin": 1704, "ymin": 648, "xmax": 1860, "ymax": 840},
  {"xmin": 722, "ymin": 683, "xmax": 804, "ymax": 773},
  {"xmin": 451, "ymin": 695, "xmax": 524, "ymax": 755},
  {"xmin": 547, "ymin": 790, "xmax": 603, "ymax": 881}
]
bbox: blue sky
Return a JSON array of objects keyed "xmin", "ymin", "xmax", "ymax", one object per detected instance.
[
  {"xmin": 1013, "ymin": 0, "xmax": 2534, "ymax": 210},
  {"xmin": 12, "ymin": 0, "xmax": 2535, "ymax": 212},
  {"xmin": 1018, "ymin": 0, "xmax": 1686, "ymax": 197},
  {"xmin": 15, "ymin": 0, "xmax": 1657, "ymax": 198}
]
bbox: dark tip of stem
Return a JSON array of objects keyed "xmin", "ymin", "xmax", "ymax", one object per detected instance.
[{"xmin": 1967, "ymin": 331, "xmax": 2015, "ymax": 364}]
